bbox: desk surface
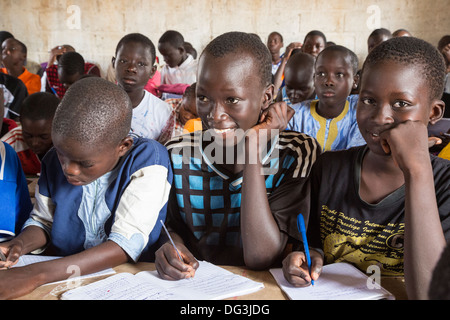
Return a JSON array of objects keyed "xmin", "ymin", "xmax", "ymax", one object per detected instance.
[{"xmin": 15, "ymin": 262, "xmax": 407, "ymax": 300}]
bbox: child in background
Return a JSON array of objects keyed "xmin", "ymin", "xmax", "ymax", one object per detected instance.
[
  {"xmin": 0, "ymin": 92, "xmax": 32, "ymax": 244},
  {"xmin": 165, "ymin": 83, "xmax": 199, "ymax": 137},
  {"xmin": 267, "ymin": 31, "xmax": 284, "ymax": 75},
  {"xmin": 0, "ymin": 77, "xmax": 173, "ymax": 299},
  {"xmin": 282, "ymin": 37, "xmax": 450, "ymax": 300},
  {"xmin": 42, "ymin": 44, "xmax": 100, "ymax": 99},
  {"xmin": 438, "ymin": 35, "xmax": 450, "ymax": 94},
  {"xmin": 156, "ymin": 32, "xmax": 320, "ymax": 280},
  {"xmin": 275, "ymin": 52, "xmax": 315, "ymax": 106},
  {"xmin": 1, "ymin": 38, "xmax": 40, "ymax": 95},
  {"xmin": 302, "ymin": 30, "xmax": 326, "ymax": 58},
  {"xmin": 367, "ymin": 28, "xmax": 392, "ymax": 53},
  {"xmin": 158, "ymin": 30, "xmax": 197, "ymax": 99},
  {"xmin": 57, "ymin": 51, "xmax": 87, "ymax": 90},
  {"xmin": 2, "ymin": 92, "xmax": 59, "ymax": 175},
  {"xmin": 287, "ymin": 45, "xmax": 365, "ymax": 151},
  {"xmin": 113, "ymin": 33, "xmax": 174, "ymax": 144}
]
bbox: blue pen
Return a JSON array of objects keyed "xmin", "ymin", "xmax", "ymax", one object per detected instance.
[{"xmin": 297, "ymin": 214, "xmax": 314, "ymax": 286}]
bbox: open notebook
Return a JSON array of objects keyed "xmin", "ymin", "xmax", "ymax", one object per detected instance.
[
  {"xmin": 270, "ymin": 262, "xmax": 395, "ymax": 300},
  {"xmin": 61, "ymin": 260, "xmax": 264, "ymax": 300}
]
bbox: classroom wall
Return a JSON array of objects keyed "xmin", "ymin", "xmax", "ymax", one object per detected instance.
[{"xmin": 1, "ymin": 0, "xmax": 449, "ymax": 77}]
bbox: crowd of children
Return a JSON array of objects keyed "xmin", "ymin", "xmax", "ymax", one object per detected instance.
[{"xmin": 0, "ymin": 26, "xmax": 449, "ymax": 300}]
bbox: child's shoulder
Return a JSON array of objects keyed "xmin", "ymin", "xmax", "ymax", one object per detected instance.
[{"xmin": 131, "ymin": 137, "xmax": 170, "ymax": 164}]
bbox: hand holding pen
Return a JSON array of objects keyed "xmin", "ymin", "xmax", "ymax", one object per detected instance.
[
  {"xmin": 155, "ymin": 220, "xmax": 199, "ymax": 280},
  {"xmin": 281, "ymin": 214, "xmax": 323, "ymax": 287}
]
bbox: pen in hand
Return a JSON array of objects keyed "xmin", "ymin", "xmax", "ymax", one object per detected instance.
[
  {"xmin": 159, "ymin": 220, "xmax": 195, "ymax": 278},
  {"xmin": 297, "ymin": 214, "xmax": 314, "ymax": 286}
]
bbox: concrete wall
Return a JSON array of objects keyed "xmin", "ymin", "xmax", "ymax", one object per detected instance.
[{"xmin": 1, "ymin": 0, "xmax": 449, "ymax": 76}]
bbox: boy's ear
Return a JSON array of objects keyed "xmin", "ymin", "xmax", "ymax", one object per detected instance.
[
  {"xmin": 111, "ymin": 56, "xmax": 116, "ymax": 68},
  {"xmin": 117, "ymin": 136, "xmax": 134, "ymax": 157},
  {"xmin": 352, "ymin": 72, "xmax": 360, "ymax": 90},
  {"xmin": 149, "ymin": 64, "xmax": 157, "ymax": 79},
  {"xmin": 428, "ymin": 99, "xmax": 445, "ymax": 125},
  {"xmin": 261, "ymin": 84, "xmax": 275, "ymax": 112}
]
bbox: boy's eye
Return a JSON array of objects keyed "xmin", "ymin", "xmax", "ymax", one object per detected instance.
[
  {"xmin": 138, "ymin": 62, "xmax": 146, "ymax": 67},
  {"xmin": 197, "ymin": 95, "xmax": 209, "ymax": 103},
  {"xmin": 393, "ymin": 101, "xmax": 410, "ymax": 108},
  {"xmin": 80, "ymin": 162, "xmax": 94, "ymax": 168},
  {"xmin": 316, "ymin": 72, "xmax": 325, "ymax": 77},
  {"xmin": 361, "ymin": 98, "xmax": 376, "ymax": 105},
  {"xmin": 226, "ymin": 97, "xmax": 240, "ymax": 104},
  {"xmin": 119, "ymin": 59, "xmax": 127, "ymax": 64},
  {"xmin": 336, "ymin": 72, "xmax": 344, "ymax": 78}
]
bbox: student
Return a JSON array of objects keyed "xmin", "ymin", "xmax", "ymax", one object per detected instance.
[
  {"xmin": 158, "ymin": 30, "xmax": 197, "ymax": 99},
  {"xmin": 164, "ymin": 83, "xmax": 199, "ymax": 137},
  {"xmin": 1, "ymin": 38, "xmax": 41, "ymax": 95},
  {"xmin": 282, "ymin": 37, "xmax": 450, "ymax": 300},
  {"xmin": 0, "ymin": 77, "xmax": 173, "ymax": 299},
  {"xmin": 113, "ymin": 33, "xmax": 174, "ymax": 144},
  {"xmin": 0, "ymin": 92, "xmax": 32, "ymax": 244},
  {"xmin": 302, "ymin": 30, "xmax": 326, "ymax": 58},
  {"xmin": 438, "ymin": 35, "xmax": 450, "ymax": 94},
  {"xmin": 42, "ymin": 44, "xmax": 100, "ymax": 98},
  {"xmin": 57, "ymin": 51, "xmax": 86, "ymax": 90},
  {"xmin": 367, "ymin": 28, "xmax": 392, "ymax": 53},
  {"xmin": 2, "ymin": 92, "xmax": 59, "ymax": 175},
  {"xmin": 275, "ymin": 52, "xmax": 315, "ymax": 106},
  {"xmin": 156, "ymin": 31, "xmax": 320, "ymax": 280},
  {"xmin": 287, "ymin": 45, "xmax": 365, "ymax": 152},
  {"xmin": 0, "ymin": 46, "xmax": 28, "ymax": 121},
  {"xmin": 267, "ymin": 31, "xmax": 284, "ymax": 75}
]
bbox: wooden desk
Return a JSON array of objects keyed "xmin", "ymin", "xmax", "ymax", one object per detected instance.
[{"xmin": 15, "ymin": 263, "xmax": 407, "ymax": 300}]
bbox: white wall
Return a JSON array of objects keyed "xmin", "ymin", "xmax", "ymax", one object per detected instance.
[{"xmin": 1, "ymin": 0, "xmax": 449, "ymax": 76}]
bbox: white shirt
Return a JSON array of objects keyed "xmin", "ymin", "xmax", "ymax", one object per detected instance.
[
  {"xmin": 131, "ymin": 90, "xmax": 172, "ymax": 140},
  {"xmin": 160, "ymin": 54, "xmax": 197, "ymax": 85}
]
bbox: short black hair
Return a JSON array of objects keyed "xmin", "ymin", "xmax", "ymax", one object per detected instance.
[
  {"xmin": 201, "ymin": 31, "xmax": 272, "ymax": 87},
  {"xmin": 369, "ymin": 28, "xmax": 392, "ymax": 40},
  {"xmin": 0, "ymin": 31, "xmax": 14, "ymax": 45},
  {"xmin": 268, "ymin": 31, "xmax": 283, "ymax": 43},
  {"xmin": 158, "ymin": 30, "xmax": 184, "ymax": 49},
  {"xmin": 58, "ymin": 51, "xmax": 85, "ymax": 76},
  {"xmin": 20, "ymin": 92, "xmax": 60, "ymax": 121},
  {"xmin": 52, "ymin": 77, "xmax": 132, "ymax": 147},
  {"xmin": 115, "ymin": 33, "xmax": 156, "ymax": 65},
  {"xmin": 317, "ymin": 45, "xmax": 359, "ymax": 75},
  {"xmin": 362, "ymin": 37, "xmax": 446, "ymax": 100},
  {"xmin": 304, "ymin": 30, "xmax": 327, "ymax": 44}
]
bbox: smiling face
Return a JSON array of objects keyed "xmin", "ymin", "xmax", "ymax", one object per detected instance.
[
  {"xmin": 196, "ymin": 51, "xmax": 272, "ymax": 146},
  {"xmin": 314, "ymin": 50, "xmax": 356, "ymax": 109},
  {"xmin": 53, "ymin": 134, "xmax": 132, "ymax": 186},
  {"xmin": 357, "ymin": 60, "xmax": 443, "ymax": 156},
  {"xmin": 113, "ymin": 41, "xmax": 155, "ymax": 93}
]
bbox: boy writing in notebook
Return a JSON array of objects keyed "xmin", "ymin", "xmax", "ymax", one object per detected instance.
[
  {"xmin": 287, "ymin": 45, "xmax": 365, "ymax": 151},
  {"xmin": 282, "ymin": 37, "xmax": 450, "ymax": 300},
  {"xmin": 156, "ymin": 32, "xmax": 320, "ymax": 280},
  {"xmin": 0, "ymin": 77, "xmax": 172, "ymax": 299}
]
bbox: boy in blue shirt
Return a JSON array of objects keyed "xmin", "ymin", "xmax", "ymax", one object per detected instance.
[
  {"xmin": 0, "ymin": 95, "xmax": 32, "ymax": 243},
  {"xmin": 287, "ymin": 45, "xmax": 366, "ymax": 151},
  {"xmin": 156, "ymin": 32, "xmax": 320, "ymax": 280},
  {"xmin": 0, "ymin": 77, "xmax": 173, "ymax": 299},
  {"xmin": 282, "ymin": 37, "xmax": 450, "ymax": 300}
]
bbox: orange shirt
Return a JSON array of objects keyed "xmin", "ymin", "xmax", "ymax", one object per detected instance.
[{"xmin": 1, "ymin": 67, "xmax": 41, "ymax": 95}]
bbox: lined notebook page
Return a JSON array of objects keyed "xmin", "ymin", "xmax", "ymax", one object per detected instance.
[
  {"xmin": 270, "ymin": 262, "xmax": 394, "ymax": 300},
  {"xmin": 62, "ymin": 261, "xmax": 264, "ymax": 300}
]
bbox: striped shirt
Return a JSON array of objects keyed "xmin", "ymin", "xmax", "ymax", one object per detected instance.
[{"xmin": 165, "ymin": 130, "xmax": 321, "ymax": 265}]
